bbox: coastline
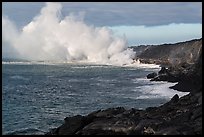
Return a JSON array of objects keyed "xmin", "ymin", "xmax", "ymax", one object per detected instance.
[
  {"xmin": 46, "ymin": 92, "xmax": 202, "ymax": 135},
  {"xmin": 45, "ymin": 64, "xmax": 202, "ymax": 135},
  {"xmin": 45, "ymin": 39, "xmax": 202, "ymax": 135}
]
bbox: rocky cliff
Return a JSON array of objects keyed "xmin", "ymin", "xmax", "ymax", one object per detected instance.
[
  {"xmin": 139, "ymin": 39, "xmax": 202, "ymax": 93},
  {"xmin": 130, "ymin": 38, "xmax": 202, "ymax": 67}
]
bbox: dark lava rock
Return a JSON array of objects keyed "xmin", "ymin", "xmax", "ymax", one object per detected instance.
[
  {"xmin": 57, "ymin": 115, "xmax": 85, "ymax": 135},
  {"xmin": 148, "ymin": 66, "xmax": 178, "ymax": 82},
  {"xmin": 169, "ymin": 94, "xmax": 179, "ymax": 103},
  {"xmin": 150, "ymin": 74, "xmax": 177, "ymax": 82},
  {"xmin": 158, "ymin": 67, "xmax": 168, "ymax": 74},
  {"xmin": 133, "ymin": 38, "xmax": 202, "ymax": 67},
  {"xmin": 147, "ymin": 72, "xmax": 157, "ymax": 79},
  {"xmin": 45, "ymin": 88, "xmax": 202, "ymax": 135}
]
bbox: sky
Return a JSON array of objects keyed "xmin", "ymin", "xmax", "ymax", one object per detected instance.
[{"xmin": 2, "ymin": 2, "xmax": 202, "ymax": 45}]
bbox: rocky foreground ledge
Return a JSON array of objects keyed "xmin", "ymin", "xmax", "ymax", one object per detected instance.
[
  {"xmin": 46, "ymin": 39, "xmax": 202, "ymax": 135},
  {"xmin": 46, "ymin": 90, "xmax": 202, "ymax": 135}
]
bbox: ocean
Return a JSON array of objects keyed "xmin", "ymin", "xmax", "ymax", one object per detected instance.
[{"xmin": 2, "ymin": 62, "xmax": 189, "ymax": 135}]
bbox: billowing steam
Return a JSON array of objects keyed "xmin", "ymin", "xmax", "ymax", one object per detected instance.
[{"xmin": 2, "ymin": 2, "xmax": 136, "ymax": 66}]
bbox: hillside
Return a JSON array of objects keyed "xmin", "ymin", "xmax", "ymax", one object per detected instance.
[{"xmin": 130, "ymin": 38, "xmax": 202, "ymax": 67}]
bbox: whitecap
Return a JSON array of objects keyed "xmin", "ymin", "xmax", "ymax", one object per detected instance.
[{"xmin": 135, "ymin": 82, "xmax": 189, "ymax": 99}]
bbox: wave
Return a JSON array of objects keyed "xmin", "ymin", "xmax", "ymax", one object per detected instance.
[
  {"xmin": 10, "ymin": 75, "xmax": 29, "ymax": 80},
  {"xmin": 2, "ymin": 60, "xmax": 160, "ymax": 69},
  {"xmin": 4, "ymin": 128, "xmax": 45, "ymax": 135},
  {"xmin": 135, "ymin": 81, "xmax": 189, "ymax": 99},
  {"xmin": 2, "ymin": 61, "xmax": 65, "ymax": 65}
]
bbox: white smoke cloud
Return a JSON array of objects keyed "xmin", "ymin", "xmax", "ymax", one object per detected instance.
[
  {"xmin": 2, "ymin": 2, "xmax": 135, "ymax": 66},
  {"xmin": 2, "ymin": 16, "xmax": 20, "ymax": 58}
]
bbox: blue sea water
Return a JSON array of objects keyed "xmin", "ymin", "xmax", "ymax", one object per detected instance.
[{"xmin": 2, "ymin": 62, "xmax": 189, "ymax": 135}]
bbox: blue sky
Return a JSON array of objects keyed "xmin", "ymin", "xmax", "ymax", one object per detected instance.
[{"xmin": 2, "ymin": 2, "xmax": 202, "ymax": 45}]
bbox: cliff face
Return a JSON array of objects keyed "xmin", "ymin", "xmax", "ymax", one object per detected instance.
[
  {"xmin": 131, "ymin": 38, "xmax": 202, "ymax": 67},
  {"xmin": 170, "ymin": 46, "xmax": 202, "ymax": 93},
  {"xmin": 135, "ymin": 38, "xmax": 202, "ymax": 93}
]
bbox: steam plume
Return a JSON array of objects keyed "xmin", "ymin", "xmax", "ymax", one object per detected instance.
[{"xmin": 2, "ymin": 2, "xmax": 136, "ymax": 66}]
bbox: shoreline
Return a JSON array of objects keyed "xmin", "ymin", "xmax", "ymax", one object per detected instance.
[
  {"xmin": 45, "ymin": 62, "xmax": 202, "ymax": 135},
  {"xmin": 42, "ymin": 38, "xmax": 202, "ymax": 135},
  {"xmin": 46, "ymin": 92, "xmax": 202, "ymax": 135}
]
